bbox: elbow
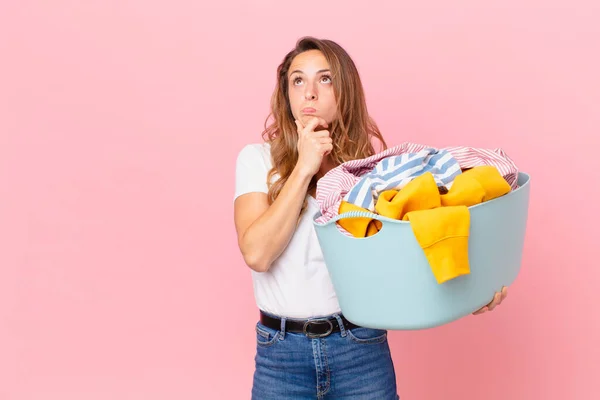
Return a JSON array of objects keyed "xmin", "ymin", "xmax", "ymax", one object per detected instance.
[
  {"xmin": 238, "ymin": 229, "xmax": 272, "ymax": 272},
  {"xmin": 242, "ymin": 249, "xmax": 271, "ymax": 273}
]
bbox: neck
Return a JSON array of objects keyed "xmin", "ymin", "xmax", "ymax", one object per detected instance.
[{"xmin": 316, "ymin": 156, "xmax": 337, "ymax": 180}]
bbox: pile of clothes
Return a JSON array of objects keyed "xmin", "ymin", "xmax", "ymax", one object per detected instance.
[{"xmin": 315, "ymin": 142, "xmax": 519, "ymax": 284}]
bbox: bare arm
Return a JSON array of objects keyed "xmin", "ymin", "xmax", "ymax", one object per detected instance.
[
  {"xmin": 234, "ymin": 117, "xmax": 333, "ymax": 272},
  {"xmin": 234, "ymin": 165, "xmax": 313, "ymax": 272}
]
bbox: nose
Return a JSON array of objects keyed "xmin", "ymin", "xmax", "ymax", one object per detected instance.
[{"xmin": 304, "ymin": 83, "xmax": 318, "ymax": 101}]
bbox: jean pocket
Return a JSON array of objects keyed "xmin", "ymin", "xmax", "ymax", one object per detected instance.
[
  {"xmin": 347, "ymin": 327, "xmax": 387, "ymax": 344},
  {"xmin": 256, "ymin": 323, "xmax": 280, "ymax": 347}
]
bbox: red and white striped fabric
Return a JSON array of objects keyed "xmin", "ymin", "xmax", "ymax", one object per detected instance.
[{"xmin": 314, "ymin": 142, "xmax": 519, "ymax": 225}]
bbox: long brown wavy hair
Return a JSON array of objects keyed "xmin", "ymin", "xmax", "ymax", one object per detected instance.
[{"xmin": 262, "ymin": 37, "xmax": 387, "ymax": 215}]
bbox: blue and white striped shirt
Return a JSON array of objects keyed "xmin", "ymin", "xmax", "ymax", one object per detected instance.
[{"xmin": 342, "ymin": 148, "xmax": 462, "ymax": 211}]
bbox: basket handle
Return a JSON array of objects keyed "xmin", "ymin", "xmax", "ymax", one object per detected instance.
[{"xmin": 314, "ymin": 210, "xmax": 402, "ymax": 225}]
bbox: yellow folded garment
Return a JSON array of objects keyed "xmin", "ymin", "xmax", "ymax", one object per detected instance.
[
  {"xmin": 375, "ymin": 172, "xmax": 441, "ymax": 220},
  {"xmin": 337, "ymin": 165, "xmax": 511, "ymax": 284},
  {"xmin": 403, "ymin": 206, "xmax": 471, "ymax": 284},
  {"xmin": 441, "ymin": 165, "xmax": 511, "ymax": 207},
  {"xmin": 338, "ymin": 201, "xmax": 382, "ymax": 237},
  {"xmin": 337, "ymin": 172, "xmax": 440, "ymax": 238}
]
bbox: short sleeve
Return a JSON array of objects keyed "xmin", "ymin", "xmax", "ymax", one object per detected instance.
[{"xmin": 234, "ymin": 144, "xmax": 270, "ymax": 201}]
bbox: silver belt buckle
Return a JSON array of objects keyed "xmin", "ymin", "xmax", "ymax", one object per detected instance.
[{"xmin": 303, "ymin": 318, "xmax": 334, "ymax": 338}]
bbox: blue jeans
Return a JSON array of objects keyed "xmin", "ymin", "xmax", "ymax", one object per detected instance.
[{"xmin": 251, "ymin": 313, "xmax": 399, "ymax": 399}]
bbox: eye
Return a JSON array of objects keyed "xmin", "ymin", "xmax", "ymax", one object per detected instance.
[
  {"xmin": 321, "ymin": 75, "xmax": 332, "ymax": 84},
  {"xmin": 292, "ymin": 77, "xmax": 303, "ymax": 85}
]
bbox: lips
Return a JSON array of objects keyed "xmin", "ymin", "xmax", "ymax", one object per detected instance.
[{"xmin": 302, "ymin": 107, "xmax": 317, "ymax": 114}]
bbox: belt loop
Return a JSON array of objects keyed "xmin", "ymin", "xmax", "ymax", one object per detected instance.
[
  {"xmin": 279, "ymin": 316, "xmax": 287, "ymax": 340},
  {"xmin": 333, "ymin": 314, "xmax": 347, "ymax": 337}
]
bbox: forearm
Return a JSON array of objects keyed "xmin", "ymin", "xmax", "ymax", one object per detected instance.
[{"xmin": 240, "ymin": 165, "xmax": 313, "ymax": 272}]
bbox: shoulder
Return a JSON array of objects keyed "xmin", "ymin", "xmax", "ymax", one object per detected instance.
[
  {"xmin": 236, "ymin": 142, "xmax": 272, "ymax": 169},
  {"xmin": 234, "ymin": 142, "xmax": 273, "ymax": 200}
]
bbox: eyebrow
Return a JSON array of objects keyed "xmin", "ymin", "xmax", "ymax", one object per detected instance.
[{"xmin": 289, "ymin": 69, "xmax": 331, "ymax": 76}]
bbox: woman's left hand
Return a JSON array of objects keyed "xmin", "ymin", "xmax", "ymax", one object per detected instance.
[{"xmin": 472, "ymin": 286, "xmax": 508, "ymax": 315}]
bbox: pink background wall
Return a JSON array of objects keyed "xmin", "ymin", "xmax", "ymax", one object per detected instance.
[{"xmin": 1, "ymin": 1, "xmax": 598, "ymax": 399}]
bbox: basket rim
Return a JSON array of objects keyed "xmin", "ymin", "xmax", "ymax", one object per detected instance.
[{"xmin": 312, "ymin": 171, "xmax": 530, "ymax": 226}]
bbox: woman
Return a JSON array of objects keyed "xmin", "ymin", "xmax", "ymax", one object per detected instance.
[{"xmin": 233, "ymin": 36, "xmax": 507, "ymax": 399}]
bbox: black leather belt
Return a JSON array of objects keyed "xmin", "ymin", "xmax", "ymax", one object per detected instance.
[{"xmin": 260, "ymin": 311, "xmax": 360, "ymax": 338}]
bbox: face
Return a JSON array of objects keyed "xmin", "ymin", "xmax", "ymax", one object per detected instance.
[{"xmin": 287, "ymin": 50, "xmax": 337, "ymax": 127}]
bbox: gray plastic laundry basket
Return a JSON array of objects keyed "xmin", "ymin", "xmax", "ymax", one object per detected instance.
[{"xmin": 313, "ymin": 172, "xmax": 531, "ymax": 330}]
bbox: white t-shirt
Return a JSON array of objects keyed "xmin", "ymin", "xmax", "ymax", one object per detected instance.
[{"xmin": 234, "ymin": 142, "xmax": 342, "ymax": 319}]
